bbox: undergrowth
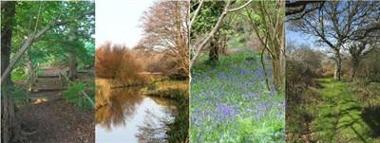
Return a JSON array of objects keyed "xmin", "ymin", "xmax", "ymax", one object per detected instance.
[
  {"xmin": 190, "ymin": 50, "xmax": 285, "ymax": 142},
  {"xmin": 63, "ymin": 81, "xmax": 94, "ymax": 110}
]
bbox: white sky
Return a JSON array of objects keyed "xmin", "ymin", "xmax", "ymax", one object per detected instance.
[{"xmin": 95, "ymin": 0, "xmax": 156, "ymax": 48}]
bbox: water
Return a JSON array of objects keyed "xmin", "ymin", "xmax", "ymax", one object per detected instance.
[{"xmin": 95, "ymin": 87, "xmax": 177, "ymax": 143}]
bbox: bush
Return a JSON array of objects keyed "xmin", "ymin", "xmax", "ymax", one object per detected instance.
[
  {"xmin": 134, "ymin": 49, "xmax": 188, "ymax": 80},
  {"xmin": 286, "ymin": 59, "xmax": 320, "ymax": 142},
  {"xmin": 95, "ymin": 43, "xmax": 143, "ymax": 83},
  {"xmin": 63, "ymin": 81, "xmax": 94, "ymax": 110},
  {"xmin": 356, "ymin": 49, "xmax": 380, "ymax": 82},
  {"xmin": 2, "ymin": 85, "xmax": 30, "ymax": 106}
]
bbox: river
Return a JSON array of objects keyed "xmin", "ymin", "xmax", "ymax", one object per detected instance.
[{"xmin": 95, "ymin": 87, "xmax": 177, "ymax": 143}]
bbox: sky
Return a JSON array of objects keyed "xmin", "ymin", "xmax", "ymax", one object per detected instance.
[
  {"xmin": 285, "ymin": 24, "xmax": 329, "ymax": 51},
  {"xmin": 95, "ymin": 0, "xmax": 156, "ymax": 48}
]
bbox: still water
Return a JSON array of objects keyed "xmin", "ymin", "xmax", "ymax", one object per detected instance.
[{"xmin": 95, "ymin": 87, "xmax": 177, "ymax": 143}]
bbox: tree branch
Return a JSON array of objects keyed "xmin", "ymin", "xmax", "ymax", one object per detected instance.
[
  {"xmin": 228, "ymin": 0, "xmax": 253, "ymax": 12},
  {"xmin": 1, "ymin": 11, "xmax": 94, "ymax": 84}
]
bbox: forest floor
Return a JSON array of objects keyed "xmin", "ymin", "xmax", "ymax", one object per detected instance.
[
  {"xmin": 15, "ymin": 68, "xmax": 94, "ymax": 143},
  {"xmin": 309, "ymin": 78, "xmax": 379, "ymax": 142},
  {"xmin": 190, "ymin": 49, "xmax": 284, "ymax": 142}
]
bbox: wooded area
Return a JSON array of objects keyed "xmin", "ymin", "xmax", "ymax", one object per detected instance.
[
  {"xmin": 190, "ymin": 1, "xmax": 285, "ymax": 142},
  {"xmin": 286, "ymin": 1, "xmax": 380, "ymax": 142},
  {"xmin": 1, "ymin": 1, "xmax": 95, "ymax": 143}
]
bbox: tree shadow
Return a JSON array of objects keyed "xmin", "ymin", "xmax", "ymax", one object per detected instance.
[{"xmin": 361, "ymin": 106, "xmax": 380, "ymax": 138}]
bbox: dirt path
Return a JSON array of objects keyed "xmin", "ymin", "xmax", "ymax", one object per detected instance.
[{"xmin": 16, "ymin": 68, "xmax": 94, "ymax": 143}]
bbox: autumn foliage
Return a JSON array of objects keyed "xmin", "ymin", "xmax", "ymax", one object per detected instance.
[{"xmin": 95, "ymin": 43, "xmax": 142, "ymax": 83}]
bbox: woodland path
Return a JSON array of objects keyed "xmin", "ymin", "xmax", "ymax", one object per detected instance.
[
  {"xmin": 16, "ymin": 68, "xmax": 94, "ymax": 143},
  {"xmin": 310, "ymin": 78, "xmax": 374, "ymax": 143}
]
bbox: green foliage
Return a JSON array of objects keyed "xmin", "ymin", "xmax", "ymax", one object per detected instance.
[
  {"xmin": 190, "ymin": 1, "xmax": 232, "ymax": 39},
  {"xmin": 11, "ymin": 87, "xmax": 30, "ymax": 105},
  {"xmin": 11, "ymin": 66, "xmax": 27, "ymax": 81},
  {"xmin": 2, "ymin": 85, "xmax": 29, "ymax": 105},
  {"xmin": 190, "ymin": 1, "xmax": 225, "ymax": 35},
  {"xmin": 63, "ymin": 81, "xmax": 94, "ymax": 110},
  {"xmin": 10, "ymin": 1, "xmax": 95, "ymax": 70}
]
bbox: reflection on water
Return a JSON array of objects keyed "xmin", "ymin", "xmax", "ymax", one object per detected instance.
[{"xmin": 95, "ymin": 85, "xmax": 177, "ymax": 143}]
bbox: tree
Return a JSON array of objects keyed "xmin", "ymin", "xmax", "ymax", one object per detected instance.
[
  {"xmin": 286, "ymin": 1, "xmax": 325, "ymax": 19},
  {"xmin": 1, "ymin": 2, "xmax": 25, "ymax": 143},
  {"xmin": 245, "ymin": 1, "xmax": 285, "ymax": 90},
  {"xmin": 140, "ymin": 1, "xmax": 189, "ymax": 78},
  {"xmin": 190, "ymin": 1, "xmax": 229, "ymax": 65},
  {"xmin": 0, "ymin": 1, "xmax": 95, "ymax": 84},
  {"xmin": 1, "ymin": 2, "xmax": 94, "ymax": 142},
  {"xmin": 189, "ymin": 0, "xmax": 252, "ymax": 67},
  {"xmin": 288, "ymin": 1, "xmax": 379, "ymax": 80}
]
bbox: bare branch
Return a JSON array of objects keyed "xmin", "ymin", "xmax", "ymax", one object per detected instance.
[{"xmin": 228, "ymin": 0, "xmax": 253, "ymax": 12}]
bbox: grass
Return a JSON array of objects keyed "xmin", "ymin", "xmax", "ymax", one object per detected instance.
[
  {"xmin": 190, "ymin": 50, "xmax": 285, "ymax": 142},
  {"xmin": 143, "ymin": 80, "xmax": 188, "ymax": 100},
  {"xmin": 310, "ymin": 78, "xmax": 377, "ymax": 142}
]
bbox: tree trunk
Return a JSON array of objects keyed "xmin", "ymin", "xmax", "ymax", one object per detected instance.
[
  {"xmin": 351, "ymin": 57, "xmax": 360, "ymax": 81},
  {"xmin": 272, "ymin": 57, "xmax": 285, "ymax": 91},
  {"xmin": 208, "ymin": 36, "xmax": 219, "ymax": 65},
  {"xmin": 1, "ymin": 2, "xmax": 25, "ymax": 143},
  {"xmin": 1, "ymin": 2, "xmax": 15, "ymax": 87},
  {"xmin": 68, "ymin": 51, "xmax": 78, "ymax": 80},
  {"xmin": 334, "ymin": 51, "xmax": 343, "ymax": 81},
  {"xmin": 26, "ymin": 51, "xmax": 36, "ymax": 91},
  {"xmin": 219, "ymin": 35, "xmax": 228, "ymax": 55}
]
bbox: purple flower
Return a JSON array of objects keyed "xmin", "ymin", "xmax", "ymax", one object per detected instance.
[
  {"xmin": 240, "ymin": 69, "xmax": 249, "ymax": 75},
  {"xmin": 256, "ymin": 102, "xmax": 270, "ymax": 112},
  {"xmin": 216, "ymin": 104, "xmax": 238, "ymax": 120},
  {"xmin": 244, "ymin": 92, "xmax": 259, "ymax": 100}
]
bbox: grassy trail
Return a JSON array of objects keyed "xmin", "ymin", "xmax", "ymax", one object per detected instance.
[{"xmin": 311, "ymin": 78, "xmax": 374, "ymax": 143}]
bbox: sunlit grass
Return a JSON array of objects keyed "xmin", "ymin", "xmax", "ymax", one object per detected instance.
[{"xmin": 311, "ymin": 78, "xmax": 376, "ymax": 142}]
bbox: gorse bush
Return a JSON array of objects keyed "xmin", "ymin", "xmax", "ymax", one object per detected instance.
[{"xmin": 95, "ymin": 43, "xmax": 143, "ymax": 83}]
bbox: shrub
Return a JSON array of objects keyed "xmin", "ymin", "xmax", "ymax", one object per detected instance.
[
  {"xmin": 2, "ymin": 85, "xmax": 30, "ymax": 106},
  {"xmin": 95, "ymin": 43, "xmax": 125, "ymax": 78},
  {"xmin": 356, "ymin": 49, "xmax": 380, "ymax": 82},
  {"xmin": 95, "ymin": 43, "xmax": 143, "ymax": 83},
  {"xmin": 63, "ymin": 81, "xmax": 94, "ymax": 110},
  {"xmin": 286, "ymin": 59, "xmax": 320, "ymax": 142}
]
